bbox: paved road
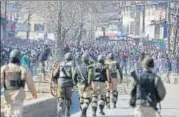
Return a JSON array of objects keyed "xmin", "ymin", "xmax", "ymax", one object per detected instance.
[
  {"xmin": 1, "ymin": 75, "xmax": 179, "ymax": 117},
  {"xmin": 69, "ymin": 83, "xmax": 179, "ymax": 117}
]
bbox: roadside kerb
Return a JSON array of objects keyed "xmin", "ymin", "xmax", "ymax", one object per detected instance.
[{"xmin": 23, "ymin": 97, "xmax": 57, "ymax": 117}]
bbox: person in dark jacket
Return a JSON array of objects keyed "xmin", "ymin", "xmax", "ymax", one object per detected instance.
[{"xmin": 130, "ymin": 56, "xmax": 166, "ymax": 117}]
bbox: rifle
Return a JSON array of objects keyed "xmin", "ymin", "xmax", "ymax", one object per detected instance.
[{"xmin": 130, "ymin": 71, "xmax": 162, "ymax": 117}]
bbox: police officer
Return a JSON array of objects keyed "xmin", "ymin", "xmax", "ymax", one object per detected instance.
[
  {"xmin": 105, "ymin": 53, "xmax": 123, "ymax": 109},
  {"xmin": 91, "ymin": 55, "xmax": 111, "ymax": 117},
  {"xmin": 52, "ymin": 52, "xmax": 75, "ymax": 117},
  {"xmin": 1, "ymin": 49, "xmax": 37, "ymax": 117},
  {"xmin": 74, "ymin": 53, "xmax": 93, "ymax": 117},
  {"xmin": 130, "ymin": 56, "xmax": 166, "ymax": 117}
]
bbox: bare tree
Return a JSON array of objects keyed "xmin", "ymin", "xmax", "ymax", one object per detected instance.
[{"xmin": 17, "ymin": 1, "xmax": 114, "ymax": 58}]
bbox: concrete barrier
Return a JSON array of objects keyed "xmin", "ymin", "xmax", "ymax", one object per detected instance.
[
  {"xmin": 0, "ymin": 97, "xmax": 58, "ymax": 117},
  {"xmin": 23, "ymin": 97, "xmax": 57, "ymax": 117},
  {"xmin": 1, "ymin": 91, "xmax": 80, "ymax": 117}
]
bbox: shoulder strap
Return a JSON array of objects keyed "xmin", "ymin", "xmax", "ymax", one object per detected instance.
[
  {"xmin": 19, "ymin": 66, "xmax": 24, "ymax": 80},
  {"xmin": 61, "ymin": 62, "xmax": 71, "ymax": 78},
  {"xmin": 3, "ymin": 64, "xmax": 10, "ymax": 90},
  {"xmin": 77, "ymin": 65, "xmax": 87, "ymax": 80}
]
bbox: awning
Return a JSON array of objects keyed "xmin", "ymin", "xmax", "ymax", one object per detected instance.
[
  {"xmin": 0, "ymin": 13, "xmax": 12, "ymax": 20},
  {"xmin": 106, "ymin": 31, "xmax": 118, "ymax": 37}
]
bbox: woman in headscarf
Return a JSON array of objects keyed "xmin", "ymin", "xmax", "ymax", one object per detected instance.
[{"xmin": 21, "ymin": 54, "xmax": 30, "ymax": 68}]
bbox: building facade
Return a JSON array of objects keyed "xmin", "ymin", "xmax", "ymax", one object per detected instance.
[{"xmin": 121, "ymin": 1, "xmax": 168, "ymax": 40}]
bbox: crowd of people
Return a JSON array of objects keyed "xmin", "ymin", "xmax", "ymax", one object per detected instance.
[
  {"xmin": 1, "ymin": 37, "xmax": 179, "ymax": 117},
  {"xmin": 1, "ymin": 37, "xmax": 179, "ymax": 78},
  {"xmin": 67, "ymin": 39, "xmax": 179, "ymax": 77},
  {"xmin": 1, "ymin": 38, "xmax": 55, "ymax": 75}
]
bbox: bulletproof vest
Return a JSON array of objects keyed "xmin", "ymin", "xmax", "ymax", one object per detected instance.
[
  {"xmin": 93, "ymin": 63, "xmax": 107, "ymax": 82},
  {"xmin": 59, "ymin": 61, "xmax": 73, "ymax": 79},
  {"xmin": 77, "ymin": 63, "xmax": 88, "ymax": 84},
  {"xmin": 107, "ymin": 60, "xmax": 118, "ymax": 78},
  {"xmin": 136, "ymin": 71, "xmax": 158, "ymax": 105},
  {"xmin": 3, "ymin": 65, "xmax": 25, "ymax": 90}
]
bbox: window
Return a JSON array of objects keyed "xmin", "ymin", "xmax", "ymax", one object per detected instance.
[{"xmin": 34, "ymin": 24, "xmax": 44, "ymax": 32}]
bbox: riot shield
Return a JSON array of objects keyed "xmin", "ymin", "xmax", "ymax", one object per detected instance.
[{"xmin": 50, "ymin": 60, "xmax": 60, "ymax": 97}]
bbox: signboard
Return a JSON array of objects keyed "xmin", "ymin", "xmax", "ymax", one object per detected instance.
[
  {"xmin": 8, "ymin": 2, "xmax": 20, "ymax": 12},
  {"xmin": 16, "ymin": 23, "xmax": 29, "ymax": 32}
]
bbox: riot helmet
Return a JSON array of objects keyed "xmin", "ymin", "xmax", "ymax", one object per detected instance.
[
  {"xmin": 107, "ymin": 53, "xmax": 114, "ymax": 60},
  {"xmin": 142, "ymin": 56, "xmax": 154, "ymax": 69},
  {"xmin": 82, "ymin": 52, "xmax": 89, "ymax": 63},
  {"xmin": 9, "ymin": 49, "xmax": 22, "ymax": 64},
  {"xmin": 65, "ymin": 52, "xmax": 73, "ymax": 61},
  {"xmin": 97, "ymin": 55, "xmax": 104, "ymax": 64}
]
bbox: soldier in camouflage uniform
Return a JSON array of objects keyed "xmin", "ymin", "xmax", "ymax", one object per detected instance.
[
  {"xmin": 91, "ymin": 55, "xmax": 111, "ymax": 117},
  {"xmin": 74, "ymin": 53, "xmax": 94, "ymax": 117},
  {"xmin": 1, "ymin": 49, "xmax": 37, "ymax": 117},
  {"xmin": 105, "ymin": 53, "xmax": 123, "ymax": 109},
  {"xmin": 130, "ymin": 56, "xmax": 166, "ymax": 117},
  {"xmin": 52, "ymin": 52, "xmax": 75, "ymax": 117}
]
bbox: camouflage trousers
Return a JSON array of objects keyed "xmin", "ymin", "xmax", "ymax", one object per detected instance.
[
  {"xmin": 106, "ymin": 78, "xmax": 118, "ymax": 108},
  {"xmin": 135, "ymin": 105, "xmax": 156, "ymax": 117},
  {"xmin": 57, "ymin": 86, "xmax": 73, "ymax": 117},
  {"xmin": 4, "ymin": 100, "xmax": 23, "ymax": 117},
  {"xmin": 77, "ymin": 83, "xmax": 92, "ymax": 109},
  {"xmin": 91, "ymin": 82, "xmax": 106, "ymax": 108}
]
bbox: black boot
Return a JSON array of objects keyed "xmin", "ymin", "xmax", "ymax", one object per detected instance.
[
  {"xmin": 113, "ymin": 102, "xmax": 117, "ymax": 108},
  {"xmin": 106, "ymin": 103, "xmax": 110, "ymax": 109},
  {"xmin": 65, "ymin": 106, "xmax": 70, "ymax": 117},
  {"xmin": 65, "ymin": 109, "xmax": 70, "ymax": 117},
  {"xmin": 80, "ymin": 108, "xmax": 87, "ymax": 117},
  {"xmin": 92, "ymin": 107, "xmax": 97, "ymax": 117},
  {"xmin": 99, "ymin": 105, "xmax": 105, "ymax": 115},
  {"xmin": 80, "ymin": 105, "xmax": 82, "ymax": 111}
]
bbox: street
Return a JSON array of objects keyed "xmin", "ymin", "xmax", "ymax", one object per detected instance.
[
  {"xmin": 1, "ymin": 1, "xmax": 179, "ymax": 117},
  {"xmin": 70, "ymin": 82, "xmax": 179, "ymax": 117}
]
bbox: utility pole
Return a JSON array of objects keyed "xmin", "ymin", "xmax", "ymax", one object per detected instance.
[
  {"xmin": 26, "ymin": 10, "xmax": 30, "ymax": 39},
  {"xmin": 167, "ymin": 1, "xmax": 171, "ymax": 55},
  {"xmin": 0, "ymin": 1, "xmax": 2, "ymax": 48},
  {"xmin": 78, "ymin": 4, "xmax": 84, "ymax": 46},
  {"xmin": 26, "ymin": 2, "xmax": 30, "ymax": 40},
  {"xmin": 142, "ymin": 1, "xmax": 145, "ymax": 34},
  {"xmin": 5, "ymin": 1, "xmax": 7, "ymax": 40},
  {"xmin": 56, "ymin": 1, "xmax": 62, "ymax": 59},
  {"xmin": 173, "ymin": 12, "xmax": 179, "ymax": 55}
]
